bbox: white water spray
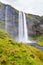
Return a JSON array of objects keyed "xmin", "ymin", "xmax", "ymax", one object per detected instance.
[
  {"xmin": 18, "ymin": 11, "xmax": 36, "ymax": 43},
  {"xmin": 5, "ymin": 6, "xmax": 8, "ymax": 31}
]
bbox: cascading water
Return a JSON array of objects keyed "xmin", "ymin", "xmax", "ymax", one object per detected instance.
[
  {"xmin": 18, "ymin": 11, "xmax": 28, "ymax": 42},
  {"xmin": 5, "ymin": 6, "xmax": 8, "ymax": 31},
  {"xmin": 18, "ymin": 11, "xmax": 24, "ymax": 42},
  {"xmin": 23, "ymin": 12, "xmax": 28, "ymax": 41},
  {"xmin": 5, "ymin": 6, "xmax": 14, "ymax": 38},
  {"xmin": 18, "ymin": 11, "xmax": 36, "ymax": 43}
]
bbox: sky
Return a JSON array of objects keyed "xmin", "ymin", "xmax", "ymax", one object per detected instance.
[{"xmin": 0, "ymin": 0, "xmax": 43, "ymax": 16}]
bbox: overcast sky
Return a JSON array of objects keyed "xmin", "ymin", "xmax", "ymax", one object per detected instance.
[{"xmin": 0, "ymin": 0, "xmax": 43, "ymax": 16}]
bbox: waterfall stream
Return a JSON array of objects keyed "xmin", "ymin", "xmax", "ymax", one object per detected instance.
[{"xmin": 18, "ymin": 11, "xmax": 36, "ymax": 43}]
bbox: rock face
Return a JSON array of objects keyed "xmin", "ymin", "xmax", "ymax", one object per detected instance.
[
  {"xmin": 0, "ymin": 2, "xmax": 5, "ymax": 29},
  {"xmin": 26, "ymin": 14, "xmax": 43, "ymax": 36},
  {"xmin": 0, "ymin": 2, "xmax": 43, "ymax": 39},
  {"xmin": 0, "ymin": 2, "xmax": 19, "ymax": 39},
  {"xmin": 0, "ymin": 2, "xmax": 5, "ymax": 22}
]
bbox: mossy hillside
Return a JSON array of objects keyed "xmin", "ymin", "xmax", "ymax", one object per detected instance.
[
  {"xmin": 30, "ymin": 34, "xmax": 43, "ymax": 46},
  {"xmin": 0, "ymin": 30, "xmax": 43, "ymax": 65},
  {"xmin": 36, "ymin": 35, "xmax": 43, "ymax": 46},
  {"xmin": 33, "ymin": 35, "xmax": 43, "ymax": 46}
]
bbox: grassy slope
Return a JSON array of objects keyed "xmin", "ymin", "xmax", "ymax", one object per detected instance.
[
  {"xmin": 0, "ymin": 30, "xmax": 43, "ymax": 65},
  {"xmin": 32, "ymin": 35, "xmax": 43, "ymax": 46},
  {"xmin": 36, "ymin": 35, "xmax": 43, "ymax": 46}
]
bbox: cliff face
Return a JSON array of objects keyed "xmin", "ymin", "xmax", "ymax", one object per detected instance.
[
  {"xmin": 0, "ymin": 2, "xmax": 19, "ymax": 39},
  {"xmin": 0, "ymin": 2, "xmax": 5, "ymax": 29},
  {"xmin": 26, "ymin": 14, "xmax": 43, "ymax": 36},
  {"xmin": 0, "ymin": 2, "xmax": 43, "ymax": 38},
  {"xmin": 0, "ymin": 2, "xmax": 5, "ymax": 22}
]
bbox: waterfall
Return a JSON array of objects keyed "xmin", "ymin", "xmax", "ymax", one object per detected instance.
[
  {"xmin": 18, "ymin": 11, "xmax": 28, "ymax": 42},
  {"xmin": 5, "ymin": 6, "xmax": 8, "ymax": 31},
  {"xmin": 18, "ymin": 11, "xmax": 24, "ymax": 42},
  {"xmin": 23, "ymin": 12, "xmax": 28, "ymax": 41},
  {"xmin": 18, "ymin": 11, "xmax": 36, "ymax": 43},
  {"xmin": 5, "ymin": 6, "xmax": 14, "ymax": 38}
]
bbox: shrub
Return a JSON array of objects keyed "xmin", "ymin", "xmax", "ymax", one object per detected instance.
[
  {"xmin": 30, "ymin": 54, "xmax": 35, "ymax": 58},
  {"xmin": 1, "ymin": 60, "xmax": 7, "ymax": 65},
  {"xmin": 0, "ymin": 48, "xmax": 3, "ymax": 53}
]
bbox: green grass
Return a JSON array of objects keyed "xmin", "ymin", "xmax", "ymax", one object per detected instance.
[
  {"xmin": 30, "ymin": 34, "xmax": 43, "ymax": 46},
  {"xmin": 36, "ymin": 35, "xmax": 43, "ymax": 46},
  {"xmin": 0, "ymin": 29, "xmax": 43, "ymax": 65}
]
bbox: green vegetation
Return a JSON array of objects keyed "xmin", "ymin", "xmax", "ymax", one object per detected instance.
[
  {"xmin": 26, "ymin": 14, "xmax": 40, "ymax": 23},
  {"xmin": 31, "ymin": 34, "xmax": 43, "ymax": 46},
  {"xmin": 35, "ymin": 35, "xmax": 43, "ymax": 46},
  {"xmin": 0, "ymin": 29, "xmax": 43, "ymax": 65}
]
